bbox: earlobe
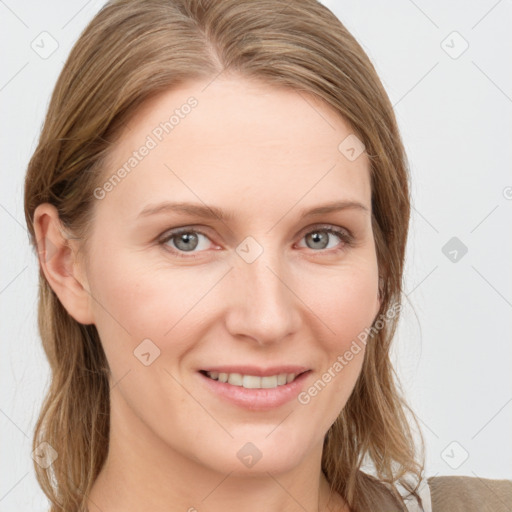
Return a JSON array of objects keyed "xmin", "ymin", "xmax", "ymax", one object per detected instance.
[{"xmin": 33, "ymin": 203, "xmax": 94, "ymax": 325}]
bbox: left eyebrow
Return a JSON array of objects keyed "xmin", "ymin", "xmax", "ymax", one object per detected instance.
[
  {"xmin": 136, "ymin": 199, "xmax": 369, "ymax": 222},
  {"xmin": 298, "ymin": 200, "xmax": 370, "ymax": 217}
]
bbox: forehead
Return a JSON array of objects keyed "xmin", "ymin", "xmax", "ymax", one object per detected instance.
[{"xmin": 98, "ymin": 77, "xmax": 371, "ymax": 220}]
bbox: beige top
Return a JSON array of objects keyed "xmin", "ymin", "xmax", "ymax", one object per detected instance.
[{"xmin": 401, "ymin": 475, "xmax": 512, "ymax": 512}]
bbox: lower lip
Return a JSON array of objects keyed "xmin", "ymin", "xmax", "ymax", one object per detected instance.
[{"xmin": 198, "ymin": 371, "xmax": 311, "ymax": 411}]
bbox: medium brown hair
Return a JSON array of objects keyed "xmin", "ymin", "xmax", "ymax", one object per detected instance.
[{"xmin": 24, "ymin": 0, "xmax": 424, "ymax": 510}]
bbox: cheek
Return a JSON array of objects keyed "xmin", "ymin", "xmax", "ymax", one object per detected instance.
[
  {"xmin": 85, "ymin": 245, "xmax": 223, "ymax": 371},
  {"xmin": 292, "ymin": 257, "xmax": 378, "ymax": 407},
  {"xmin": 298, "ymin": 259, "xmax": 379, "ymax": 348}
]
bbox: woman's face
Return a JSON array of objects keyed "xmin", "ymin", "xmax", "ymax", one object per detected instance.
[{"xmin": 77, "ymin": 76, "xmax": 380, "ymax": 475}]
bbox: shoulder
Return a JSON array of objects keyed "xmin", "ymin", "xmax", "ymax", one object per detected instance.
[{"xmin": 428, "ymin": 475, "xmax": 512, "ymax": 512}]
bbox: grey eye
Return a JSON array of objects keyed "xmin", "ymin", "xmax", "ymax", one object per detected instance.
[
  {"xmin": 305, "ymin": 231, "xmax": 330, "ymax": 250},
  {"xmin": 300, "ymin": 228, "xmax": 347, "ymax": 251},
  {"xmin": 173, "ymin": 232, "xmax": 199, "ymax": 252}
]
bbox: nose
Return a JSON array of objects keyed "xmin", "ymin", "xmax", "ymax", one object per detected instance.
[{"xmin": 223, "ymin": 244, "xmax": 302, "ymax": 346}]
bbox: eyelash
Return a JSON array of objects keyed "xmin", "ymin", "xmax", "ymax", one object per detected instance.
[{"xmin": 157, "ymin": 224, "xmax": 354, "ymax": 259}]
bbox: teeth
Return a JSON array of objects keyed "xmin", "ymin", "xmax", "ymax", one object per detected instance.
[
  {"xmin": 261, "ymin": 376, "xmax": 277, "ymax": 388},
  {"xmin": 205, "ymin": 371, "xmax": 298, "ymax": 389},
  {"xmin": 243, "ymin": 375, "xmax": 262, "ymax": 389},
  {"xmin": 228, "ymin": 373, "xmax": 243, "ymax": 386}
]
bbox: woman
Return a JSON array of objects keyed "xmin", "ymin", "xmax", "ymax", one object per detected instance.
[{"xmin": 23, "ymin": 0, "xmax": 512, "ymax": 511}]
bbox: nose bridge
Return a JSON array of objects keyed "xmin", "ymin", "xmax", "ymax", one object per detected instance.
[{"xmin": 225, "ymin": 237, "xmax": 300, "ymax": 344}]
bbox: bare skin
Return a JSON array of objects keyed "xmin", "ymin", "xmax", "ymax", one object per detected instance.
[{"xmin": 34, "ymin": 75, "xmax": 380, "ymax": 511}]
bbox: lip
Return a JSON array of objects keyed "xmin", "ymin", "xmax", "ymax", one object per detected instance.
[
  {"xmin": 199, "ymin": 365, "xmax": 310, "ymax": 377},
  {"xmin": 197, "ymin": 368, "xmax": 312, "ymax": 411}
]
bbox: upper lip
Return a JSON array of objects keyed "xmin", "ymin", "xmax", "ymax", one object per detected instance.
[{"xmin": 199, "ymin": 365, "xmax": 311, "ymax": 377}]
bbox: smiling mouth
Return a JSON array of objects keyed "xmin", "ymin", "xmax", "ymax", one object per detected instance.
[{"xmin": 199, "ymin": 370, "xmax": 309, "ymax": 389}]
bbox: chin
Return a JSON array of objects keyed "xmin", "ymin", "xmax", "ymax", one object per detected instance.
[{"xmin": 197, "ymin": 430, "xmax": 312, "ymax": 476}]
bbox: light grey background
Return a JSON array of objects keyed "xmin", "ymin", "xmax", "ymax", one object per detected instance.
[{"xmin": 1, "ymin": 0, "xmax": 511, "ymax": 510}]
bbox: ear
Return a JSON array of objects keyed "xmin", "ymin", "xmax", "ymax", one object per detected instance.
[{"xmin": 33, "ymin": 203, "xmax": 94, "ymax": 325}]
